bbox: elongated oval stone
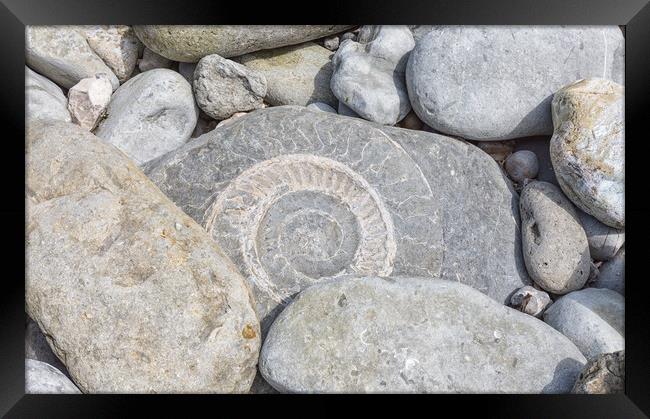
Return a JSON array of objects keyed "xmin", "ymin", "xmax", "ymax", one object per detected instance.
[
  {"xmin": 26, "ymin": 120, "xmax": 260, "ymax": 393},
  {"xmin": 259, "ymin": 276, "xmax": 586, "ymax": 393}
]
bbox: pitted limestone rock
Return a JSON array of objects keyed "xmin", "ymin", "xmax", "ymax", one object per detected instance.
[{"xmin": 145, "ymin": 106, "xmax": 530, "ymax": 331}]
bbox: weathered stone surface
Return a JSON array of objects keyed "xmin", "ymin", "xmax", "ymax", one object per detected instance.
[
  {"xmin": 331, "ymin": 26, "xmax": 414, "ymax": 125},
  {"xmin": 238, "ymin": 42, "xmax": 336, "ymax": 107},
  {"xmin": 95, "ymin": 69, "xmax": 197, "ymax": 165},
  {"xmin": 67, "ymin": 75, "xmax": 113, "ymax": 130},
  {"xmin": 26, "ymin": 120, "xmax": 260, "ymax": 393},
  {"xmin": 544, "ymin": 288, "xmax": 624, "ymax": 360},
  {"xmin": 144, "ymin": 106, "xmax": 530, "ymax": 332},
  {"xmin": 572, "ymin": 350, "xmax": 624, "ymax": 394},
  {"xmin": 407, "ymin": 26, "xmax": 624, "ymax": 140},
  {"xmin": 26, "ymin": 359, "xmax": 81, "ymax": 394},
  {"xmin": 138, "ymin": 47, "xmax": 173, "ymax": 72},
  {"xmin": 505, "ymin": 150, "xmax": 539, "ymax": 183},
  {"xmin": 25, "ymin": 67, "xmax": 71, "ymax": 123},
  {"xmin": 591, "ymin": 246, "xmax": 625, "ymax": 295},
  {"xmin": 578, "ymin": 210, "xmax": 625, "ymax": 261},
  {"xmin": 26, "ymin": 317, "xmax": 68, "ymax": 374},
  {"xmin": 133, "ymin": 25, "xmax": 352, "ymax": 62},
  {"xmin": 550, "ymin": 78, "xmax": 624, "ymax": 228},
  {"xmin": 82, "ymin": 25, "xmax": 141, "ymax": 82},
  {"xmin": 509, "ymin": 285, "xmax": 552, "ymax": 318},
  {"xmin": 260, "ymin": 276, "xmax": 586, "ymax": 393},
  {"xmin": 306, "ymin": 102, "xmax": 337, "ymax": 114},
  {"xmin": 26, "ymin": 26, "xmax": 119, "ymax": 90},
  {"xmin": 520, "ymin": 181, "xmax": 590, "ymax": 294},
  {"xmin": 194, "ymin": 54, "xmax": 267, "ymax": 120}
]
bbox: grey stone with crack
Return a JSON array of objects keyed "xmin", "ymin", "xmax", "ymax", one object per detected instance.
[
  {"xmin": 25, "ymin": 67, "xmax": 71, "ymax": 123},
  {"xmin": 331, "ymin": 25, "xmax": 414, "ymax": 125},
  {"xmin": 134, "ymin": 25, "xmax": 353, "ymax": 62},
  {"xmin": 544, "ymin": 288, "xmax": 624, "ymax": 360},
  {"xmin": 520, "ymin": 181, "xmax": 590, "ymax": 294},
  {"xmin": 259, "ymin": 276, "xmax": 586, "ymax": 393},
  {"xmin": 406, "ymin": 26, "xmax": 624, "ymax": 140},
  {"xmin": 26, "ymin": 359, "xmax": 81, "ymax": 394},
  {"xmin": 144, "ymin": 106, "xmax": 530, "ymax": 332},
  {"xmin": 26, "ymin": 120, "xmax": 260, "ymax": 393}
]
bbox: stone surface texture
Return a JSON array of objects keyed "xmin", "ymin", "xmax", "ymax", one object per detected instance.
[
  {"xmin": 82, "ymin": 25, "xmax": 141, "ymax": 82},
  {"xmin": 144, "ymin": 106, "xmax": 530, "ymax": 333},
  {"xmin": 26, "ymin": 120, "xmax": 260, "ymax": 393},
  {"xmin": 67, "ymin": 75, "xmax": 113, "ymax": 130},
  {"xmin": 95, "ymin": 68, "xmax": 198, "ymax": 165},
  {"xmin": 25, "ymin": 67, "xmax": 71, "ymax": 123},
  {"xmin": 572, "ymin": 350, "xmax": 625, "ymax": 394},
  {"xmin": 509, "ymin": 285, "xmax": 552, "ymax": 318},
  {"xmin": 406, "ymin": 26, "xmax": 624, "ymax": 140},
  {"xmin": 133, "ymin": 25, "xmax": 352, "ymax": 62},
  {"xmin": 26, "ymin": 359, "xmax": 81, "ymax": 394},
  {"xmin": 260, "ymin": 276, "xmax": 586, "ymax": 393},
  {"xmin": 550, "ymin": 78, "xmax": 624, "ymax": 228},
  {"xmin": 505, "ymin": 150, "xmax": 539, "ymax": 183},
  {"xmin": 577, "ymin": 210, "xmax": 625, "ymax": 261}
]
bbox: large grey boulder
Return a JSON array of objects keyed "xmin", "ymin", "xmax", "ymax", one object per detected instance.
[
  {"xmin": 26, "ymin": 359, "xmax": 81, "ymax": 394},
  {"xmin": 259, "ymin": 276, "xmax": 586, "ymax": 393},
  {"xmin": 95, "ymin": 69, "xmax": 198, "ymax": 165},
  {"xmin": 406, "ymin": 26, "xmax": 624, "ymax": 140},
  {"xmin": 591, "ymin": 246, "xmax": 625, "ymax": 295},
  {"xmin": 145, "ymin": 106, "xmax": 530, "ymax": 332},
  {"xmin": 578, "ymin": 210, "xmax": 625, "ymax": 261},
  {"xmin": 520, "ymin": 181, "xmax": 590, "ymax": 294},
  {"xmin": 330, "ymin": 26, "xmax": 414, "ymax": 125},
  {"xmin": 26, "ymin": 26, "xmax": 119, "ymax": 90},
  {"xmin": 26, "ymin": 120, "xmax": 260, "ymax": 393},
  {"xmin": 550, "ymin": 78, "xmax": 624, "ymax": 228},
  {"xmin": 25, "ymin": 67, "xmax": 71, "ymax": 123},
  {"xmin": 543, "ymin": 288, "xmax": 624, "ymax": 360},
  {"xmin": 82, "ymin": 25, "xmax": 141, "ymax": 82},
  {"xmin": 133, "ymin": 25, "xmax": 353, "ymax": 62},
  {"xmin": 238, "ymin": 42, "xmax": 337, "ymax": 107},
  {"xmin": 194, "ymin": 54, "xmax": 267, "ymax": 120}
]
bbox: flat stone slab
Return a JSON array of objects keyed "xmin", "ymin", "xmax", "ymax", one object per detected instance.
[
  {"xmin": 145, "ymin": 106, "xmax": 530, "ymax": 332},
  {"xmin": 259, "ymin": 276, "xmax": 586, "ymax": 393}
]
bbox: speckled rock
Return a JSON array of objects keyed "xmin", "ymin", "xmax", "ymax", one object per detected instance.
[
  {"xmin": 95, "ymin": 69, "xmax": 197, "ymax": 165},
  {"xmin": 133, "ymin": 25, "xmax": 352, "ymax": 62},
  {"xmin": 26, "ymin": 120, "xmax": 260, "ymax": 393},
  {"xmin": 26, "ymin": 359, "xmax": 81, "ymax": 394},
  {"xmin": 572, "ymin": 350, "xmax": 624, "ymax": 394},
  {"xmin": 407, "ymin": 26, "xmax": 624, "ymax": 140},
  {"xmin": 520, "ymin": 181, "xmax": 590, "ymax": 294},
  {"xmin": 26, "ymin": 26, "xmax": 119, "ymax": 90},
  {"xmin": 138, "ymin": 47, "xmax": 173, "ymax": 72},
  {"xmin": 67, "ymin": 75, "xmax": 113, "ymax": 130},
  {"xmin": 331, "ymin": 26, "xmax": 414, "ymax": 125},
  {"xmin": 505, "ymin": 150, "xmax": 539, "ymax": 183},
  {"xmin": 25, "ymin": 67, "xmax": 71, "ymax": 123},
  {"xmin": 260, "ymin": 276, "xmax": 586, "ymax": 393},
  {"xmin": 578, "ymin": 210, "xmax": 625, "ymax": 261},
  {"xmin": 509, "ymin": 285, "xmax": 552, "ymax": 318},
  {"xmin": 193, "ymin": 54, "xmax": 267, "ymax": 120},
  {"xmin": 82, "ymin": 25, "xmax": 141, "ymax": 82},
  {"xmin": 591, "ymin": 246, "xmax": 625, "ymax": 295},
  {"xmin": 306, "ymin": 102, "xmax": 337, "ymax": 114},
  {"xmin": 238, "ymin": 42, "xmax": 336, "ymax": 107},
  {"xmin": 144, "ymin": 106, "xmax": 530, "ymax": 332},
  {"xmin": 544, "ymin": 288, "xmax": 624, "ymax": 360},
  {"xmin": 550, "ymin": 78, "xmax": 624, "ymax": 228}
]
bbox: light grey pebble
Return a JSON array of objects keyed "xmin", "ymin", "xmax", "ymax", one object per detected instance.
[
  {"xmin": 590, "ymin": 246, "xmax": 625, "ymax": 295},
  {"xmin": 26, "ymin": 26, "xmax": 119, "ymax": 90},
  {"xmin": 25, "ymin": 67, "xmax": 71, "ymax": 123},
  {"xmin": 544, "ymin": 288, "xmax": 624, "ymax": 360},
  {"xmin": 260, "ymin": 276, "xmax": 586, "ymax": 393},
  {"xmin": 577, "ymin": 210, "xmax": 624, "ymax": 261},
  {"xmin": 513, "ymin": 136, "xmax": 559, "ymax": 186},
  {"xmin": 330, "ymin": 25, "xmax": 414, "ymax": 125},
  {"xmin": 509, "ymin": 285, "xmax": 552, "ymax": 318},
  {"xmin": 26, "ymin": 359, "xmax": 81, "ymax": 394},
  {"xmin": 95, "ymin": 68, "xmax": 198, "ymax": 165},
  {"xmin": 505, "ymin": 150, "xmax": 539, "ymax": 183},
  {"xmin": 193, "ymin": 54, "xmax": 267, "ymax": 120},
  {"xmin": 520, "ymin": 181, "xmax": 590, "ymax": 294},
  {"xmin": 406, "ymin": 26, "xmax": 624, "ymax": 140},
  {"xmin": 551, "ymin": 78, "xmax": 624, "ymax": 228}
]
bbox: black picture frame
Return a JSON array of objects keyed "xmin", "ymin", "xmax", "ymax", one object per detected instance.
[{"xmin": 2, "ymin": 0, "xmax": 648, "ymax": 416}]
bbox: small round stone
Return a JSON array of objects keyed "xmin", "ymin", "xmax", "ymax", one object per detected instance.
[
  {"xmin": 509, "ymin": 285, "xmax": 552, "ymax": 318},
  {"xmin": 323, "ymin": 36, "xmax": 340, "ymax": 51},
  {"xmin": 505, "ymin": 150, "xmax": 539, "ymax": 183}
]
